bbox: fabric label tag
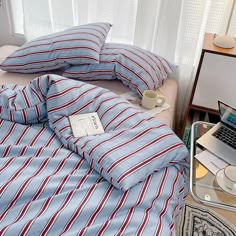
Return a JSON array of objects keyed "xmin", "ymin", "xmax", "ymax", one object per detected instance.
[{"xmin": 69, "ymin": 112, "xmax": 104, "ymax": 138}]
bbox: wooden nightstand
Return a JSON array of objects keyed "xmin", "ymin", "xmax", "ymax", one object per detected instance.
[{"xmin": 181, "ymin": 33, "xmax": 236, "ymax": 147}]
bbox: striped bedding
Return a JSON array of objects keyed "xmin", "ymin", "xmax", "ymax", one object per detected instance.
[
  {"xmin": 63, "ymin": 43, "xmax": 176, "ymax": 96},
  {"xmin": 0, "ymin": 23, "xmax": 111, "ymax": 73},
  {"xmin": 0, "ymin": 74, "xmax": 189, "ymax": 236}
]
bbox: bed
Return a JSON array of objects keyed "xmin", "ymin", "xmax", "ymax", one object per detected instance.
[
  {"xmin": 0, "ymin": 23, "xmax": 189, "ymax": 236},
  {"xmin": 0, "ymin": 45, "xmax": 178, "ymax": 129}
]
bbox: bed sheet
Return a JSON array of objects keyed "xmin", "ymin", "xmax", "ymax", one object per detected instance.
[
  {"xmin": 0, "ymin": 45, "xmax": 178, "ymax": 130},
  {"xmin": 0, "ymin": 74, "xmax": 189, "ymax": 235}
]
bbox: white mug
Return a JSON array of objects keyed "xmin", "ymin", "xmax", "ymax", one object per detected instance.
[
  {"xmin": 141, "ymin": 90, "xmax": 166, "ymax": 109},
  {"xmin": 223, "ymin": 165, "xmax": 236, "ymax": 193}
]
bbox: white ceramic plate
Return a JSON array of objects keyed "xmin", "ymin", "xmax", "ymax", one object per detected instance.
[{"xmin": 215, "ymin": 169, "xmax": 236, "ymax": 196}]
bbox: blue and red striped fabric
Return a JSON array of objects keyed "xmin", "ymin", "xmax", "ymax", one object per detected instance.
[
  {"xmin": 63, "ymin": 43, "xmax": 176, "ymax": 96},
  {"xmin": 0, "ymin": 74, "xmax": 189, "ymax": 235},
  {"xmin": 0, "ymin": 23, "xmax": 111, "ymax": 73}
]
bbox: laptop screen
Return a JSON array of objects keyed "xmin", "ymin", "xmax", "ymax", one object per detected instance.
[{"xmin": 219, "ymin": 101, "xmax": 236, "ymax": 129}]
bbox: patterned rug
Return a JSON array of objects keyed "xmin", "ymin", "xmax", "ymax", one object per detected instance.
[{"xmin": 176, "ymin": 202, "xmax": 236, "ymax": 236}]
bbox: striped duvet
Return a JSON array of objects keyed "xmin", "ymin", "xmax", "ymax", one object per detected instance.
[{"xmin": 0, "ymin": 74, "xmax": 189, "ymax": 236}]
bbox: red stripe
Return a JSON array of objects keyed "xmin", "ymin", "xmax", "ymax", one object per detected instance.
[
  {"xmin": 101, "ymin": 100, "xmax": 130, "ymax": 122},
  {"xmin": 113, "ymin": 111, "xmax": 143, "ymax": 131},
  {"xmin": 103, "ymin": 107, "xmax": 131, "ymax": 130},
  {"xmin": 39, "ymin": 166, "xmax": 94, "ymax": 235},
  {"xmin": 136, "ymin": 168, "xmax": 168, "ymax": 235},
  {"xmin": 107, "ymin": 132, "xmax": 172, "ymax": 173},
  {"xmin": 32, "ymin": 152, "xmax": 75, "ymax": 202},
  {"xmin": 13, "ymin": 103, "xmax": 17, "ymax": 111},
  {"xmin": 116, "ymin": 71, "xmax": 143, "ymax": 95},
  {"xmin": 96, "ymin": 191, "xmax": 130, "ymax": 235},
  {"xmin": 87, "ymin": 117, "xmax": 158, "ymax": 156},
  {"xmin": 2, "ymin": 145, "xmax": 12, "ymax": 158},
  {"xmin": 48, "ymin": 87, "xmax": 97, "ymax": 114},
  {"xmin": 87, "ymin": 129, "xmax": 126, "ymax": 156},
  {"xmin": 59, "ymin": 177, "xmax": 103, "ymax": 235},
  {"xmin": 9, "ymin": 44, "xmax": 99, "ymax": 59},
  {"xmin": 134, "ymin": 47, "xmax": 163, "ymax": 79},
  {"xmin": 17, "ymin": 30, "xmax": 103, "ymax": 50},
  {"xmin": 51, "ymin": 146, "xmax": 64, "ymax": 157},
  {"xmin": 117, "ymin": 143, "xmax": 182, "ymax": 184},
  {"xmin": 0, "ymin": 157, "xmax": 46, "ymax": 222},
  {"xmin": 21, "ymin": 109, "xmax": 27, "ymax": 124},
  {"xmin": 100, "ymin": 101, "xmax": 126, "ymax": 120},
  {"xmin": 155, "ymin": 172, "xmax": 179, "ymax": 235},
  {"xmin": 54, "ymin": 160, "xmax": 84, "ymax": 196},
  {"xmin": 0, "ymin": 123, "xmax": 17, "ymax": 144},
  {"xmin": 103, "ymin": 45, "xmax": 161, "ymax": 75},
  {"xmin": 116, "ymin": 175, "xmax": 152, "ymax": 236},
  {"xmin": 45, "ymin": 133, "xmax": 57, "ymax": 147},
  {"xmin": 97, "ymin": 124, "xmax": 166, "ymax": 164},
  {"xmin": 0, "ymin": 158, "xmax": 14, "ymax": 174},
  {"xmin": 9, "ymin": 110, "xmax": 13, "ymax": 121},
  {"xmin": 10, "ymin": 153, "xmax": 76, "ymax": 235},
  {"xmin": 48, "ymin": 76, "xmax": 75, "ymax": 87},
  {"xmin": 52, "ymin": 116, "xmax": 65, "ymax": 125},
  {"xmin": 116, "ymin": 60, "xmax": 150, "ymax": 89},
  {"xmin": 70, "ymin": 100, "xmax": 94, "ymax": 117},
  {"xmin": 30, "ymin": 29, "xmax": 102, "ymax": 43},
  {"xmin": 47, "ymin": 84, "xmax": 85, "ymax": 100},
  {"xmin": 78, "ymin": 185, "xmax": 114, "ymax": 236},
  {"xmin": 19, "ymin": 146, "xmax": 28, "ymax": 156},
  {"xmin": 35, "ymin": 146, "xmax": 44, "ymax": 157},
  {"xmin": 22, "ymin": 89, "xmax": 31, "ymax": 108},
  {"xmin": 36, "ymin": 77, "xmax": 45, "ymax": 96},
  {"xmin": 35, "ymin": 105, "xmax": 41, "ymax": 122},
  {"xmin": 20, "ymin": 198, "xmax": 54, "ymax": 236},
  {"xmin": 3, "ymin": 54, "xmax": 98, "ymax": 68},
  {"xmin": 7, "ymin": 94, "xmax": 16, "ymax": 104},
  {"xmin": 65, "ymin": 68, "xmax": 113, "ymax": 76},
  {"xmin": 15, "ymin": 126, "xmax": 31, "ymax": 145},
  {"xmin": 103, "ymin": 45, "xmax": 170, "ymax": 89},
  {"xmin": 160, "ymin": 57, "xmax": 172, "ymax": 74},
  {"xmin": 31, "ymin": 87, "xmax": 44, "ymax": 102},
  {"xmin": 59, "ymin": 125, "xmax": 71, "ymax": 133},
  {"xmin": 120, "ymin": 52, "xmax": 157, "ymax": 85},
  {"xmin": 0, "ymin": 158, "xmax": 32, "ymax": 196},
  {"xmin": 29, "ymin": 126, "xmax": 46, "ymax": 146},
  {"xmin": 0, "ymin": 158, "xmax": 52, "ymax": 235}
]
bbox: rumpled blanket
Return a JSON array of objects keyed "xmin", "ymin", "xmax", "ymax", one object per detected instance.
[{"xmin": 0, "ymin": 74, "xmax": 189, "ymax": 236}]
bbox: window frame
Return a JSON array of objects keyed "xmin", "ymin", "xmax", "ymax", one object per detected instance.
[{"xmin": 8, "ymin": 0, "xmax": 25, "ymax": 39}]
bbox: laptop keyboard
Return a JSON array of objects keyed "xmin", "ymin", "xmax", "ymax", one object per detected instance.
[{"xmin": 213, "ymin": 126, "xmax": 236, "ymax": 149}]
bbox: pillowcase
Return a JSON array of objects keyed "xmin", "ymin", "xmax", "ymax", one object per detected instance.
[
  {"xmin": 63, "ymin": 63, "xmax": 116, "ymax": 80},
  {"xmin": 0, "ymin": 22, "xmax": 111, "ymax": 73},
  {"xmin": 63, "ymin": 43, "xmax": 176, "ymax": 96}
]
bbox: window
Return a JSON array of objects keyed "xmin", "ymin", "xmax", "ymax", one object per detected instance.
[
  {"xmin": 9, "ymin": 0, "xmax": 24, "ymax": 35},
  {"xmin": 8, "ymin": 0, "xmax": 138, "ymax": 44}
]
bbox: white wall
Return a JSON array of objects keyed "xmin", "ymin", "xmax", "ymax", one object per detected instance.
[{"xmin": 0, "ymin": 0, "xmax": 24, "ymax": 46}]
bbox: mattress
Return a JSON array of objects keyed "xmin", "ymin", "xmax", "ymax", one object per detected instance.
[{"xmin": 0, "ymin": 45, "xmax": 178, "ymax": 130}]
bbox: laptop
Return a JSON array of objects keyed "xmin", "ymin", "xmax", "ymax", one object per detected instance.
[{"xmin": 196, "ymin": 101, "xmax": 236, "ymax": 165}]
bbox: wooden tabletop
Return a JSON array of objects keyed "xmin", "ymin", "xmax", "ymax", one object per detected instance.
[{"xmin": 203, "ymin": 32, "xmax": 236, "ymax": 56}]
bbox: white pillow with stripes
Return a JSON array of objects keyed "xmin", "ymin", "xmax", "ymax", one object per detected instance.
[
  {"xmin": 63, "ymin": 43, "xmax": 176, "ymax": 96},
  {"xmin": 0, "ymin": 22, "xmax": 111, "ymax": 73},
  {"xmin": 63, "ymin": 63, "xmax": 116, "ymax": 80}
]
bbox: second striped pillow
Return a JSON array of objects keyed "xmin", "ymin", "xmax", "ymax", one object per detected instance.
[{"xmin": 63, "ymin": 43, "xmax": 176, "ymax": 96}]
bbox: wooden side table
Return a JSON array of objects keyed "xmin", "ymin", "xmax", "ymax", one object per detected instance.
[
  {"xmin": 181, "ymin": 33, "xmax": 236, "ymax": 140},
  {"xmin": 190, "ymin": 121, "xmax": 236, "ymax": 211}
]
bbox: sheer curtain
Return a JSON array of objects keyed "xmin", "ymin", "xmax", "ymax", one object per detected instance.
[{"xmin": 20, "ymin": 0, "xmax": 236, "ymax": 128}]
